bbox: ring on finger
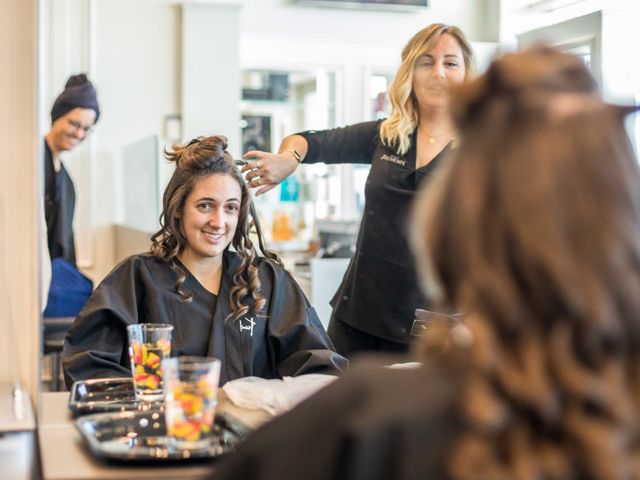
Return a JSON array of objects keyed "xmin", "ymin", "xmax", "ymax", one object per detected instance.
[{"xmin": 256, "ymin": 161, "xmax": 262, "ymax": 169}]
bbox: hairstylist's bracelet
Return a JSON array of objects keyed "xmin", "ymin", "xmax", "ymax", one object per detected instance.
[{"xmin": 286, "ymin": 148, "xmax": 302, "ymax": 163}]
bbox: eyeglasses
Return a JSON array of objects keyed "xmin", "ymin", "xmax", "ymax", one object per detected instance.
[{"xmin": 67, "ymin": 119, "xmax": 93, "ymax": 135}]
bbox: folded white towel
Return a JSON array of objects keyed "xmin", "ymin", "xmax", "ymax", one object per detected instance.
[
  {"xmin": 222, "ymin": 374, "xmax": 338, "ymax": 416},
  {"xmin": 385, "ymin": 361, "xmax": 422, "ymax": 370}
]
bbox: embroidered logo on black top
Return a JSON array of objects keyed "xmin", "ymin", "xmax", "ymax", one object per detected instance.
[{"xmin": 380, "ymin": 154, "xmax": 406, "ymax": 166}]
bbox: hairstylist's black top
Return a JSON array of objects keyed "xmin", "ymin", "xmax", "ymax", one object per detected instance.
[{"xmin": 299, "ymin": 121, "xmax": 452, "ymax": 343}]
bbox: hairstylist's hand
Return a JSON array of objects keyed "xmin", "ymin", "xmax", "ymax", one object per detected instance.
[{"xmin": 241, "ymin": 150, "xmax": 299, "ymax": 196}]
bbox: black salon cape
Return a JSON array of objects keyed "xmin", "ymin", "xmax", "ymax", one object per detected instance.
[
  {"xmin": 44, "ymin": 140, "xmax": 77, "ymax": 266},
  {"xmin": 299, "ymin": 121, "xmax": 451, "ymax": 343},
  {"xmin": 214, "ymin": 359, "xmax": 463, "ymax": 480},
  {"xmin": 62, "ymin": 251, "xmax": 347, "ymax": 389}
]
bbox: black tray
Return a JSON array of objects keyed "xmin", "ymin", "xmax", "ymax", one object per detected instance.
[
  {"xmin": 75, "ymin": 409, "xmax": 250, "ymax": 462},
  {"xmin": 69, "ymin": 377, "xmax": 163, "ymax": 417}
]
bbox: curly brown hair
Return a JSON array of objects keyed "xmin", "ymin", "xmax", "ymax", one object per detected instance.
[
  {"xmin": 150, "ymin": 134, "xmax": 282, "ymax": 320},
  {"xmin": 411, "ymin": 46, "xmax": 640, "ymax": 479}
]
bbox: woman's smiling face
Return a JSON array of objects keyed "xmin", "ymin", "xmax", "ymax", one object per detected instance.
[
  {"xmin": 48, "ymin": 107, "xmax": 96, "ymax": 153},
  {"xmin": 179, "ymin": 173, "xmax": 242, "ymax": 266}
]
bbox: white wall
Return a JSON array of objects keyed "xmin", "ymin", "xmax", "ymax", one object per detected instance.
[
  {"xmin": 241, "ymin": 0, "xmax": 497, "ymax": 46},
  {"xmin": 498, "ymin": 0, "xmax": 636, "ymax": 47},
  {"xmin": 91, "ymin": 0, "xmax": 180, "ymax": 280},
  {"xmin": 182, "ymin": 3, "xmax": 241, "ymax": 154}
]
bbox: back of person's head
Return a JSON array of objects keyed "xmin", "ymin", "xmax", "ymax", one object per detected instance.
[
  {"xmin": 50, "ymin": 73, "xmax": 100, "ymax": 124},
  {"xmin": 411, "ymin": 46, "xmax": 640, "ymax": 479},
  {"xmin": 151, "ymin": 135, "xmax": 279, "ymax": 319}
]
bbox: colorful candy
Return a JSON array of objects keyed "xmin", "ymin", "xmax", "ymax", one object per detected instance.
[
  {"xmin": 166, "ymin": 378, "xmax": 217, "ymax": 443},
  {"xmin": 129, "ymin": 341, "xmax": 169, "ymax": 398}
]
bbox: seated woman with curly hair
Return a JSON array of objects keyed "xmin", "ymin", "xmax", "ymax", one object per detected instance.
[
  {"xmin": 62, "ymin": 135, "xmax": 346, "ymax": 388},
  {"xmin": 213, "ymin": 47, "xmax": 640, "ymax": 480}
]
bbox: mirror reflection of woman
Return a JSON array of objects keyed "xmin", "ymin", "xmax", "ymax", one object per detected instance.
[
  {"xmin": 214, "ymin": 46, "xmax": 640, "ymax": 480},
  {"xmin": 62, "ymin": 135, "xmax": 346, "ymax": 388},
  {"xmin": 242, "ymin": 24, "xmax": 476, "ymax": 356}
]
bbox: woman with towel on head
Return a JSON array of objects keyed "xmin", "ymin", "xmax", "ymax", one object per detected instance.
[{"xmin": 44, "ymin": 73, "xmax": 100, "ymax": 267}]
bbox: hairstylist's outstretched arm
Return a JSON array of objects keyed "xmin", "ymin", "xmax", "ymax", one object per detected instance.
[{"xmin": 241, "ymin": 134, "xmax": 308, "ymax": 196}]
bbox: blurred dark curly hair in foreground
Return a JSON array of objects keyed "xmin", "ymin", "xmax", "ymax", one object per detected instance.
[{"xmin": 411, "ymin": 46, "xmax": 640, "ymax": 479}]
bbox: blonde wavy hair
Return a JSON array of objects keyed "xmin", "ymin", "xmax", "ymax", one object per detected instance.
[
  {"xmin": 380, "ymin": 23, "xmax": 476, "ymax": 155},
  {"xmin": 411, "ymin": 47, "xmax": 640, "ymax": 479},
  {"xmin": 150, "ymin": 135, "xmax": 282, "ymax": 321}
]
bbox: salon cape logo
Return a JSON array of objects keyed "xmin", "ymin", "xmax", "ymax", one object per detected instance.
[{"xmin": 239, "ymin": 317, "xmax": 256, "ymax": 336}]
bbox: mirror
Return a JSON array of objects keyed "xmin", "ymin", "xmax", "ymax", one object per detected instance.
[{"xmin": 39, "ymin": 0, "xmax": 638, "ymax": 396}]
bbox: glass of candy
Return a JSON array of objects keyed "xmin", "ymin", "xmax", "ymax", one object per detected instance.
[
  {"xmin": 127, "ymin": 323, "xmax": 173, "ymax": 402},
  {"xmin": 163, "ymin": 356, "xmax": 221, "ymax": 448}
]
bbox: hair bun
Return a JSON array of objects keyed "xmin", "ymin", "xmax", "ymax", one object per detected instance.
[
  {"xmin": 165, "ymin": 134, "xmax": 232, "ymax": 171},
  {"xmin": 217, "ymin": 135, "xmax": 228, "ymax": 152}
]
